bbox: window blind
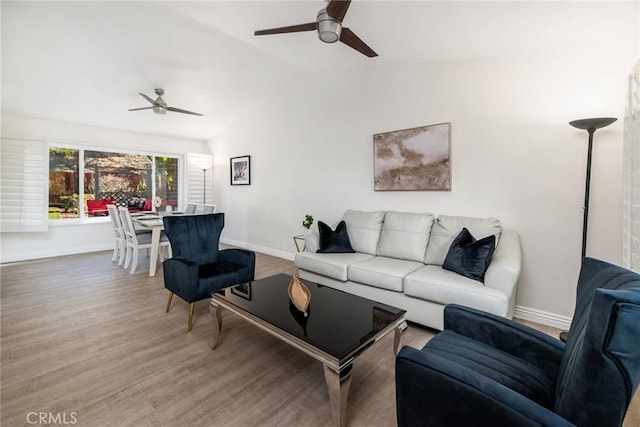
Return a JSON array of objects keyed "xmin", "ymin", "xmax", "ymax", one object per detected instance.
[
  {"xmin": 0, "ymin": 138, "xmax": 49, "ymax": 232},
  {"xmin": 186, "ymin": 153, "xmax": 213, "ymax": 206},
  {"xmin": 623, "ymin": 60, "xmax": 640, "ymax": 271}
]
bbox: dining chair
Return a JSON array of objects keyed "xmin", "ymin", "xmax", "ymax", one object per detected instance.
[
  {"xmin": 118, "ymin": 206, "xmax": 171, "ymax": 275},
  {"xmin": 109, "ymin": 204, "xmax": 152, "ymax": 266},
  {"xmin": 185, "ymin": 203, "xmax": 198, "ymax": 214},
  {"xmin": 202, "ymin": 204, "xmax": 216, "ymax": 214},
  {"xmin": 107, "ymin": 204, "xmax": 125, "ymax": 265}
]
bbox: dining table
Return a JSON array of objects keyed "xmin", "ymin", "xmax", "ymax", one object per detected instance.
[{"xmin": 131, "ymin": 212, "xmax": 166, "ymax": 277}]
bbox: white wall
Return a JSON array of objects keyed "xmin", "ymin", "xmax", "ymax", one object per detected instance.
[
  {"xmin": 0, "ymin": 113, "xmax": 209, "ymax": 263},
  {"xmin": 210, "ymin": 46, "xmax": 637, "ymax": 326}
]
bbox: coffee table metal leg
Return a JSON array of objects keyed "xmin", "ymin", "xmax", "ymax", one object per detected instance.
[
  {"xmin": 210, "ymin": 301, "xmax": 223, "ymax": 350},
  {"xmin": 393, "ymin": 320, "xmax": 408, "ymax": 354},
  {"xmin": 323, "ymin": 364, "xmax": 352, "ymax": 427}
]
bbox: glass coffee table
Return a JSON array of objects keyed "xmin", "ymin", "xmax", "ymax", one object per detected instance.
[{"xmin": 209, "ymin": 273, "xmax": 407, "ymax": 427}]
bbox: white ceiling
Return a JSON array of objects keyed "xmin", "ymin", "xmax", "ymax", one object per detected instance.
[{"xmin": 2, "ymin": 1, "xmax": 636, "ymax": 141}]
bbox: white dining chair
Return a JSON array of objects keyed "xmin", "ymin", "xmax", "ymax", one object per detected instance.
[
  {"xmin": 202, "ymin": 204, "xmax": 216, "ymax": 214},
  {"xmin": 107, "ymin": 204, "xmax": 125, "ymax": 265},
  {"xmin": 185, "ymin": 203, "xmax": 198, "ymax": 214},
  {"xmin": 118, "ymin": 206, "xmax": 171, "ymax": 275}
]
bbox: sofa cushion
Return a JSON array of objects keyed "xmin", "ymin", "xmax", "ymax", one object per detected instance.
[
  {"xmin": 348, "ymin": 256, "xmax": 423, "ymax": 292},
  {"xmin": 294, "ymin": 251, "xmax": 373, "ymax": 281},
  {"xmin": 424, "ymin": 215, "xmax": 501, "ymax": 266},
  {"xmin": 404, "ymin": 265, "xmax": 509, "ymax": 315},
  {"xmin": 317, "ymin": 220, "xmax": 355, "ymax": 253},
  {"xmin": 442, "ymin": 227, "xmax": 496, "ymax": 282},
  {"xmin": 342, "ymin": 210, "xmax": 386, "ymax": 255},
  {"xmin": 376, "ymin": 211, "xmax": 435, "ymax": 262}
]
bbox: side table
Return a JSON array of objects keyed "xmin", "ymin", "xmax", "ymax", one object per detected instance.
[{"xmin": 293, "ymin": 235, "xmax": 305, "ymax": 252}]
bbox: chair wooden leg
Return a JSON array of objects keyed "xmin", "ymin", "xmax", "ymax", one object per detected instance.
[
  {"xmin": 165, "ymin": 292, "xmax": 174, "ymax": 313},
  {"xmin": 130, "ymin": 247, "xmax": 139, "ymax": 274},
  {"xmin": 112, "ymin": 241, "xmax": 119, "ymax": 262},
  {"xmin": 118, "ymin": 241, "xmax": 126, "ymax": 266},
  {"xmin": 188, "ymin": 303, "xmax": 195, "ymax": 331},
  {"xmin": 123, "ymin": 247, "xmax": 131, "ymax": 269}
]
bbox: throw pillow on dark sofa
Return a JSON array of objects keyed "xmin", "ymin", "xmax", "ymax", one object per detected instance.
[
  {"xmin": 443, "ymin": 227, "xmax": 495, "ymax": 282},
  {"xmin": 317, "ymin": 220, "xmax": 355, "ymax": 253}
]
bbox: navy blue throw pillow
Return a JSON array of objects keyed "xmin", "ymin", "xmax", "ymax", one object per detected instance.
[
  {"xmin": 443, "ymin": 227, "xmax": 496, "ymax": 283},
  {"xmin": 317, "ymin": 220, "xmax": 355, "ymax": 254}
]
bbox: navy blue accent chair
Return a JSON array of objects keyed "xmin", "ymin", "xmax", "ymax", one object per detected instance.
[
  {"xmin": 162, "ymin": 213, "xmax": 255, "ymax": 331},
  {"xmin": 396, "ymin": 257, "xmax": 640, "ymax": 427}
]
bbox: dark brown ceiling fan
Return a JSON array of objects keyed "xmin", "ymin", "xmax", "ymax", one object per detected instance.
[
  {"xmin": 254, "ymin": 0, "xmax": 377, "ymax": 58},
  {"xmin": 128, "ymin": 88, "xmax": 203, "ymax": 116}
]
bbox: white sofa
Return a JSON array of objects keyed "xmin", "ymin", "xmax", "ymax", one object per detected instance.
[{"xmin": 294, "ymin": 210, "xmax": 522, "ymax": 330}]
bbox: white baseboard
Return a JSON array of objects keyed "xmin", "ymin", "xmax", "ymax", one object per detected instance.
[
  {"xmin": 0, "ymin": 244, "xmax": 112, "ymax": 264},
  {"xmin": 220, "ymin": 237, "xmax": 295, "ymax": 261},
  {"xmin": 514, "ymin": 305, "xmax": 572, "ymax": 330}
]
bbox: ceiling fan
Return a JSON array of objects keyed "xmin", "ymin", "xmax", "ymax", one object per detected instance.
[
  {"xmin": 254, "ymin": 0, "xmax": 377, "ymax": 58},
  {"xmin": 128, "ymin": 88, "xmax": 203, "ymax": 116}
]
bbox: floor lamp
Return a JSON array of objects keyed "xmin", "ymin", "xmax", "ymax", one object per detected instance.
[
  {"xmin": 559, "ymin": 117, "xmax": 616, "ymax": 343},
  {"xmin": 569, "ymin": 117, "xmax": 617, "ymax": 259}
]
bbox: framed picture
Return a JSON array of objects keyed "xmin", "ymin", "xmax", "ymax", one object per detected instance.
[
  {"xmin": 373, "ymin": 123, "xmax": 451, "ymax": 191},
  {"xmin": 230, "ymin": 155, "xmax": 251, "ymax": 185},
  {"xmin": 230, "ymin": 282, "xmax": 251, "ymax": 300}
]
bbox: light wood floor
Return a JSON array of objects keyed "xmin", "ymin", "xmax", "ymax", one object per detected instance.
[{"xmin": 1, "ymin": 250, "xmax": 638, "ymax": 426}]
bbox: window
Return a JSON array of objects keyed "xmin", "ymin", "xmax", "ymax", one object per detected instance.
[
  {"xmin": 48, "ymin": 146, "xmax": 181, "ymax": 220},
  {"xmin": 155, "ymin": 156, "xmax": 179, "ymax": 210},
  {"xmin": 49, "ymin": 148, "xmax": 80, "ymax": 219}
]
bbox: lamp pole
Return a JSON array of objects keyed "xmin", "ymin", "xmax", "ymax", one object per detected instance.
[
  {"xmin": 559, "ymin": 117, "xmax": 616, "ymax": 343},
  {"xmin": 569, "ymin": 117, "xmax": 617, "ymax": 259},
  {"xmin": 202, "ymin": 168, "xmax": 208, "ymax": 204}
]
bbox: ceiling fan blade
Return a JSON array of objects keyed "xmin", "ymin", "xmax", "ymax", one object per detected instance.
[
  {"xmin": 255, "ymin": 22, "xmax": 316, "ymax": 36},
  {"xmin": 167, "ymin": 106, "xmax": 203, "ymax": 116},
  {"xmin": 139, "ymin": 92, "xmax": 159, "ymax": 105},
  {"xmin": 326, "ymin": 0, "xmax": 351, "ymax": 22},
  {"xmin": 128, "ymin": 107, "xmax": 154, "ymax": 111},
  {"xmin": 339, "ymin": 27, "xmax": 378, "ymax": 57}
]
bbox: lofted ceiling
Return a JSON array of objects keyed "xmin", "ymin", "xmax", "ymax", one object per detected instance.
[{"xmin": 1, "ymin": 1, "xmax": 636, "ymax": 141}]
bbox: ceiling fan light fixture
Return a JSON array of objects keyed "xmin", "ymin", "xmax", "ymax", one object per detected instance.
[
  {"xmin": 153, "ymin": 105, "xmax": 166, "ymax": 115},
  {"xmin": 317, "ymin": 9, "xmax": 341, "ymax": 43}
]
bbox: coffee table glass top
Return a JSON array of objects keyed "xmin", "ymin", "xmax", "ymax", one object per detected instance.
[{"xmin": 215, "ymin": 274, "xmax": 406, "ymax": 361}]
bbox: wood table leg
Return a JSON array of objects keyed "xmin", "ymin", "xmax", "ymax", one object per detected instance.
[{"xmin": 148, "ymin": 227, "xmax": 161, "ymax": 277}]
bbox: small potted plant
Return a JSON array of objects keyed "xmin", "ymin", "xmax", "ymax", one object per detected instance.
[
  {"xmin": 302, "ymin": 214, "xmax": 314, "ymax": 230},
  {"xmin": 293, "ymin": 214, "xmax": 314, "ymax": 252}
]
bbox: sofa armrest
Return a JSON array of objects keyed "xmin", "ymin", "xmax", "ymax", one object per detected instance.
[
  {"xmin": 484, "ymin": 229, "xmax": 521, "ymax": 315},
  {"xmin": 396, "ymin": 346, "xmax": 574, "ymax": 427},
  {"xmin": 304, "ymin": 230, "xmax": 319, "ymax": 253},
  {"xmin": 444, "ymin": 304, "xmax": 565, "ymax": 378},
  {"xmin": 219, "ymin": 249, "xmax": 256, "ymax": 281}
]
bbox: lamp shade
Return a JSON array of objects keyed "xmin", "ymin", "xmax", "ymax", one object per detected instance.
[{"xmin": 569, "ymin": 117, "xmax": 617, "ymax": 131}]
